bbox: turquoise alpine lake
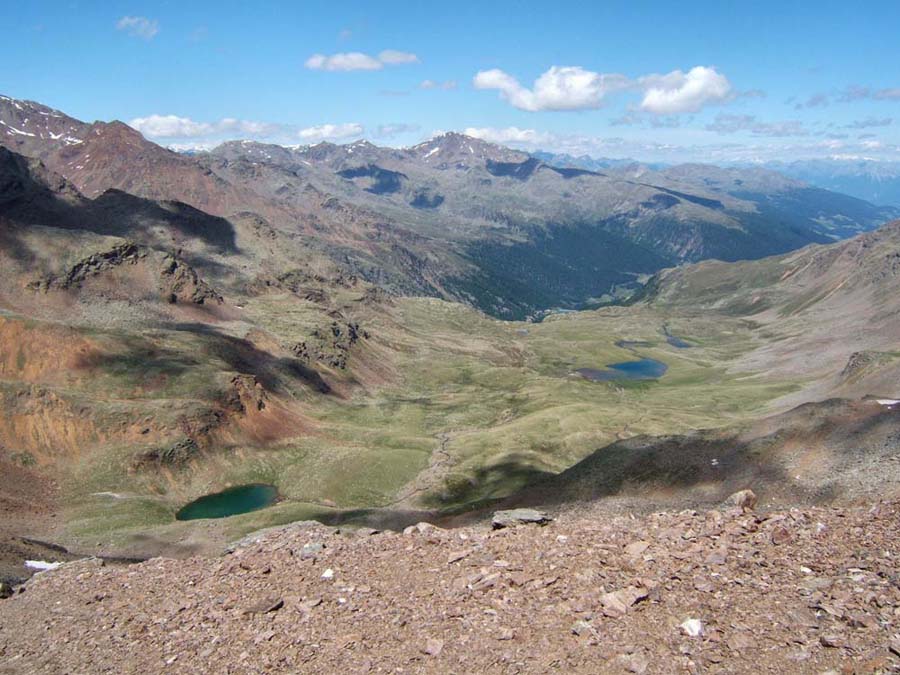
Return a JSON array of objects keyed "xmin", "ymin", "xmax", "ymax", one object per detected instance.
[{"xmin": 175, "ymin": 484, "xmax": 278, "ymax": 520}]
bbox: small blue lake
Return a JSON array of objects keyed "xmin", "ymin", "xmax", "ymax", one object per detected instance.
[
  {"xmin": 666, "ymin": 335, "xmax": 692, "ymax": 349},
  {"xmin": 176, "ymin": 484, "xmax": 278, "ymax": 521},
  {"xmin": 662, "ymin": 326, "xmax": 692, "ymax": 349},
  {"xmin": 577, "ymin": 358, "xmax": 668, "ymax": 382}
]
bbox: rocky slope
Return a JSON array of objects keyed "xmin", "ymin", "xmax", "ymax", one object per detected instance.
[{"xmin": 1, "ymin": 497, "xmax": 898, "ymax": 674}]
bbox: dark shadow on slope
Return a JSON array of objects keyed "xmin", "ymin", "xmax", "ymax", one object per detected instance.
[
  {"xmin": 419, "ymin": 460, "xmax": 556, "ymax": 509},
  {"xmin": 0, "ymin": 221, "xmax": 37, "ymax": 265},
  {"xmin": 636, "ymin": 183, "xmax": 725, "ymax": 210},
  {"xmin": 548, "ymin": 166, "xmax": 603, "ymax": 179},
  {"xmin": 91, "ymin": 190, "xmax": 238, "ymax": 253},
  {"xmin": 0, "ymin": 146, "xmax": 239, "ymax": 255},
  {"xmin": 73, "ymin": 337, "xmax": 202, "ymax": 382},
  {"xmin": 485, "ymin": 157, "xmax": 542, "ymax": 180},
  {"xmin": 499, "ymin": 399, "xmax": 900, "ymax": 513},
  {"xmin": 337, "ymin": 165, "xmax": 407, "ymax": 195},
  {"xmin": 162, "ymin": 322, "xmax": 333, "ymax": 394}
]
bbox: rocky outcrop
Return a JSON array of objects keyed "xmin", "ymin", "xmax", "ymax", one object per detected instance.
[
  {"xmin": 159, "ymin": 254, "xmax": 222, "ymax": 305},
  {"xmin": 132, "ymin": 437, "xmax": 199, "ymax": 470},
  {"xmin": 840, "ymin": 350, "xmax": 892, "ymax": 380},
  {"xmin": 291, "ymin": 321, "xmax": 369, "ymax": 370},
  {"xmin": 27, "ymin": 243, "xmax": 222, "ymax": 306},
  {"xmin": 221, "ymin": 374, "xmax": 267, "ymax": 414},
  {"xmin": 28, "ymin": 243, "xmax": 144, "ymax": 292}
]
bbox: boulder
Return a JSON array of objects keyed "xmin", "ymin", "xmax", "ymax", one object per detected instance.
[
  {"xmin": 491, "ymin": 509, "xmax": 553, "ymax": 529},
  {"xmin": 726, "ymin": 489, "xmax": 758, "ymax": 511},
  {"xmin": 403, "ymin": 522, "xmax": 442, "ymax": 535},
  {"xmin": 299, "ymin": 542, "xmax": 325, "ymax": 560}
]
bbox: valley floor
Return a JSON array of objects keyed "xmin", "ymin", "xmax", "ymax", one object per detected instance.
[{"xmin": 1, "ymin": 498, "xmax": 898, "ymax": 674}]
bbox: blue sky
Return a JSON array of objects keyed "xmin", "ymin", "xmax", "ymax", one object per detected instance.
[{"xmin": 3, "ymin": 0, "xmax": 900, "ymax": 161}]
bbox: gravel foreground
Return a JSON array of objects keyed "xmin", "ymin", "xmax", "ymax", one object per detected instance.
[{"xmin": 1, "ymin": 500, "xmax": 899, "ymax": 674}]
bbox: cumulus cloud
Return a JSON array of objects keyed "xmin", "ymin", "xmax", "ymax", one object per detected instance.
[
  {"xmin": 304, "ymin": 52, "xmax": 381, "ymax": 71},
  {"xmin": 473, "ymin": 64, "xmax": 731, "ymax": 114},
  {"xmin": 130, "ymin": 115, "xmax": 213, "ymax": 137},
  {"xmin": 705, "ymin": 114, "xmax": 808, "ymax": 137},
  {"xmin": 305, "ymin": 50, "xmax": 419, "ymax": 72},
  {"xmin": 638, "ymin": 66, "xmax": 732, "ymax": 114},
  {"xmin": 129, "ymin": 115, "xmax": 280, "ymax": 139},
  {"xmin": 473, "ymin": 66, "xmax": 630, "ymax": 111},
  {"xmin": 463, "ymin": 126, "xmax": 554, "ymax": 145},
  {"xmin": 115, "ymin": 16, "xmax": 159, "ymax": 40},
  {"xmin": 297, "ymin": 123, "xmax": 364, "ymax": 142}
]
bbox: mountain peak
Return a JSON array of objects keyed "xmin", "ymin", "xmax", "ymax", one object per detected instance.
[{"xmin": 408, "ymin": 132, "xmax": 527, "ymax": 166}]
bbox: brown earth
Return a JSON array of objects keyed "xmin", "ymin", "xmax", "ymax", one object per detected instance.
[
  {"xmin": 0, "ymin": 451, "xmax": 70, "ymax": 584},
  {"xmin": 1, "ymin": 498, "xmax": 899, "ymax": 674}
]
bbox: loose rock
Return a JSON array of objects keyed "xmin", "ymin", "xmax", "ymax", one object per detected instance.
[{"xmin": 491, "ymin": 508, "xmax": 553, "ymax": 529}]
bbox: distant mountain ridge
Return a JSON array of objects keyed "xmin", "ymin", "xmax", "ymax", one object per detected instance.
[
  {"xmin": 758, "ymin": 158, "xmax": 900, "ymax": 207},
  {"xmin": 3, "ymin": 93, "xmax": 898, "ymax": 319},
  {"xmin": 536, "ymin": 147, "xmax": 900, "ymax": 209}
]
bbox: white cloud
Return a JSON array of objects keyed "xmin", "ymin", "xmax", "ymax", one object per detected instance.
[
  {"xmin": 305, "ymin": 50, "xmax": 420, "ymax": 72},
  {"xmin": 297, "ymin": 123, "xmax": 364, "ymax": 142},
  {"xmin": 305, "ymin": 52, "xmax": 382, "ymax": 71},
  {"xmin": 463, "ymin": 126, "xmax": 553, "ymax": 145},
  {"xmin": 638, "ymin": 66, "xmax": 732, "ymax": 114},
  {"xmin": 130, "ymin": 115, "xmax": 213, "ymax": 137},
  {"xmin": 474, "ymin": 64, "xmax": 731, "ymax": 114},
  {"xmin": 473, "ymin": 66, "xmax": 629, "ymax": 112},
  {"xmin": 129, "ymin": 115, "xmax": 282, "ymax": 139},
  {"xmin": 378, "ymin": 50, "xmax": 419, "ymax": 65},
  {"xmin": 115, "ymin": 16, "xmax": 159, "ymax": 40}
]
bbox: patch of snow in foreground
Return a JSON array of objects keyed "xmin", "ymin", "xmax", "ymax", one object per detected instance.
[
  {"xmin": 25, "ymin": 560, "xmax": 63, "ymax": 572},
  {"xmin": 876, "ymin": 399, "xmax": 900, "ymax": 406}
]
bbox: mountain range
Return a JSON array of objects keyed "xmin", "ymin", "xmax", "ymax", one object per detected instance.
[
  {"xmin": 760, "ymin": 158, "xmax": 900, "ymax": 208},
  {"xmin": 3, "ymin": 94, "xmax": 897, "ymax": 319},
  {"xmin": 538, "ymin": 146, "xmax": 900, "ymax": 209}
]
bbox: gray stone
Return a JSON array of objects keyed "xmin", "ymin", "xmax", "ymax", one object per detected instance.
[
  {"xmin": 726, "ymin": 489, "xmax": 758, "ymax": 511},
  {"xmin": 491, "ymin": 509, "xmax": 553, "ymax": 529},
  {"xmin": 299, "ymin": 542, "xmax": 325, "ymax": 560}
]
